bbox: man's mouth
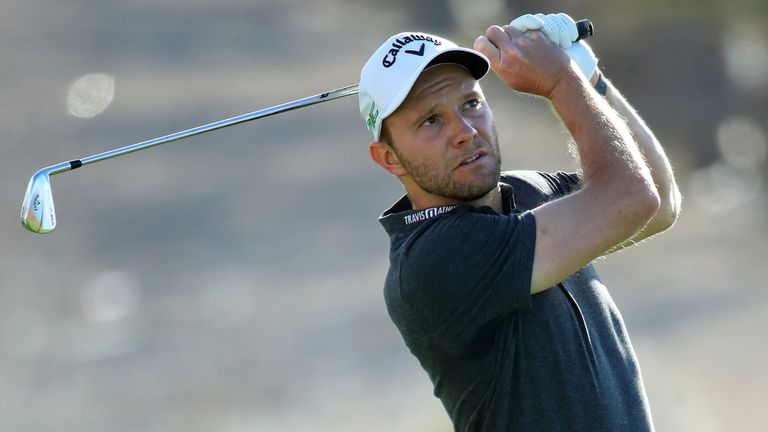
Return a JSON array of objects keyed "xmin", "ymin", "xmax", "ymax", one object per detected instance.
[{"xmin": 457, "ymin": 151, "xmax": 486, "ymax": 168}]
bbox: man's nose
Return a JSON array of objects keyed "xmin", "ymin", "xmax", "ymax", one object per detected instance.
[{"xmin": 448, "ymin": 111, "xmax": 477, "ymax": 148}]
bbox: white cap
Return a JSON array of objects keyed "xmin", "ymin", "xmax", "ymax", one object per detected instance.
[{"xmin": 359, "ymin": 32, "xmax": 490, "ymax": 140}]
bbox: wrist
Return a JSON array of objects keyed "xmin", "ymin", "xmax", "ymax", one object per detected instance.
[
  {"xmin": 589, "ymin": 69, "xmax": 599, "ymax": 86},
  {"xmin": 594, "ymin": 72, "xmax": 608, "ymax": 96},
  {"xmin": 548, "ymin": 67, "xmax": 589, "ymax": 104}
]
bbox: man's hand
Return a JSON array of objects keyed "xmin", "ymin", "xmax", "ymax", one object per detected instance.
[
  {"xmin": 510, "ymin": 13, "xmax": 578, "ymax": 48},
  {"xmin": 509, "ymin": 13, "xmax": 600, "ymax": 83},
  {"xmin": 473, "ymin": 25, "xmax": 573, "ymax": 98}
]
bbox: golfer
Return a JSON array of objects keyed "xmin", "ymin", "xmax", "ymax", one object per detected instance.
[{"xmin": 358, "ymin": 13, "xmax": 680, "ymax": 431}]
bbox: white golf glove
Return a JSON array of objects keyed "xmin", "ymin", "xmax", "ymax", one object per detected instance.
[{"xmin": 510, "ymin": 13, "xmax": 599, "ymax": 80}]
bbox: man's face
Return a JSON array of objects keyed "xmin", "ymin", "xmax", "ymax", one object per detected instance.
[{"xmin": 383, "ymin": 64, "xmax": 501, "ymax": 204}]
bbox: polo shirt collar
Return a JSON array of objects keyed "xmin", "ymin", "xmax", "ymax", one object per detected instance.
[{"xmin": 379, "ymin": 180, "xmax": 517, "ymax": 233}]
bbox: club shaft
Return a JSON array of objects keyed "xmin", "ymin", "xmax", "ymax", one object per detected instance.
[
  {"xmin": 45, "ymin": 19, "xmax": 593, "ymax": 177},
  {"xmin": 45, "ymin": 19, "xmax": 594, "ymax": 176},
  {"xmin": 50, "ymin": 83, "xmax": 360, "ymax": 176}
]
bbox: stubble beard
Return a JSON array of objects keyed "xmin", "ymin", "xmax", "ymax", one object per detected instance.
[{"xmin": 394, "ymin": 125, "xmax": 502, "ymax": 202}]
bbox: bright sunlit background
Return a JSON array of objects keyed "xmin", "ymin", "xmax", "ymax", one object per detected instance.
[{"xmin": 3, "ymin": 0, "xmax": 767, "ymax": 431}]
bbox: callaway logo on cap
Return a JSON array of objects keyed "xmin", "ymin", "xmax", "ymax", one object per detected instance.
[{"xmin": 359, "ymin": 32, "xmax": 490, "ymax": 140}]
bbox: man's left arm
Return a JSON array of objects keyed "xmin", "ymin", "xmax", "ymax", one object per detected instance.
[{"xmin": 597, "ymin": 73, "xmax": 682, "ymax": 251}]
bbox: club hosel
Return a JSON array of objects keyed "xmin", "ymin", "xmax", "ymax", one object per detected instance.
[{"xmin": 45, "ymin": 161, "xmax": 78, "ymax": 176}]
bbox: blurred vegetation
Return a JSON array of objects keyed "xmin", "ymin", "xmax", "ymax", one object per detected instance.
[{"xmin": 2, "ymin": 1, "xmax": 766, "ymax": 431}]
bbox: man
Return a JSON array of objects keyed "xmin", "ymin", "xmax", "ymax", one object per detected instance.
[{"xmin": 359, "ymin": 12, "xmax": 680, "ymax": 432}]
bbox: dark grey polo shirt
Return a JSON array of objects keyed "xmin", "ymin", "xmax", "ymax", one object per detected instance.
[{"xmin": 379, "ymin": 171, "xmax": 654, "ymax": 432}]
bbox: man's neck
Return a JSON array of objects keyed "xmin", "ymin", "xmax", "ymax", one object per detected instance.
[{"xmin": 408, "ymin": 184, "xmax": 503, "ymax": 213}]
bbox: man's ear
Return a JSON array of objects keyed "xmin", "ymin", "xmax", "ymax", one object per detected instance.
[{"xmin": 369, "ymin": 141, "xmax": 407, "ymax": 177}]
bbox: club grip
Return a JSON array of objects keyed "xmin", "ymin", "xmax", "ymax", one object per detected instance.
[{"xmin": 575, "ymin": 19, "xmax": 594, "ymax": 41}]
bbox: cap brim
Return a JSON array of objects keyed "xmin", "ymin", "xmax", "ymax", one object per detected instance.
[{"xmin": 426, "ymin": 50, "xmax": 489, "ymax": 80}]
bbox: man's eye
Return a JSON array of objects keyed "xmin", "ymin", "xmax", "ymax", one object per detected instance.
[
  {"xmin": 422, "ymin": 116, "xmax": 437, "ymax": 126},
  {"xmin": 464, "ymin": 99, "xmax": 481, "ymax": 109}
]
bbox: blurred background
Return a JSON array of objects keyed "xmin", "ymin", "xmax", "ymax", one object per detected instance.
[{"xmin": 2, "ymin": 0, "xmax": 767, "ymax": 430}]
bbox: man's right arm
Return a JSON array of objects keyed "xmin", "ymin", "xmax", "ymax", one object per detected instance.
[
  {"xmin": 528, "ymin": 67, "xmax": 659, "ymax": 292},
  {"xmin": 475, "ymin": 25, "xmax": 660, "ymax": 294}
]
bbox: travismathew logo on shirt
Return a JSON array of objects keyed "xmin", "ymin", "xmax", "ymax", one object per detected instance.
[
  {"xmin": 382, "ymin": 34, "xmax": 442, "ymax": 68},
  {"xmin": 403, "ymin": 205, "xmax": 457, "ymax": 225}
]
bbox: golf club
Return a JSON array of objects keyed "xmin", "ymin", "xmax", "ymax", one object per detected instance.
[
  {"xmin": 20, "ymin": 19, "xmax": 593, "ymax": 234},
  {"xmin": 20, "ymin": 84, "xmax": 359, "ymax": 233}
]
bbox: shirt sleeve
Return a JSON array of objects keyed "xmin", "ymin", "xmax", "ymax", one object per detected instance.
[
  {"xmin": 537, "ymin": 171, "xmax": 583, "ymax": 199},
  {"xmin": 398, "ymin": 210, "xmax": 536, "ymax": 352}
]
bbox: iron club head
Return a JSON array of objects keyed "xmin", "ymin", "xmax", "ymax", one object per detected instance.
[{"xmin": 21, "ymin": 168, "xmax": 57, "ymax": 233}]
